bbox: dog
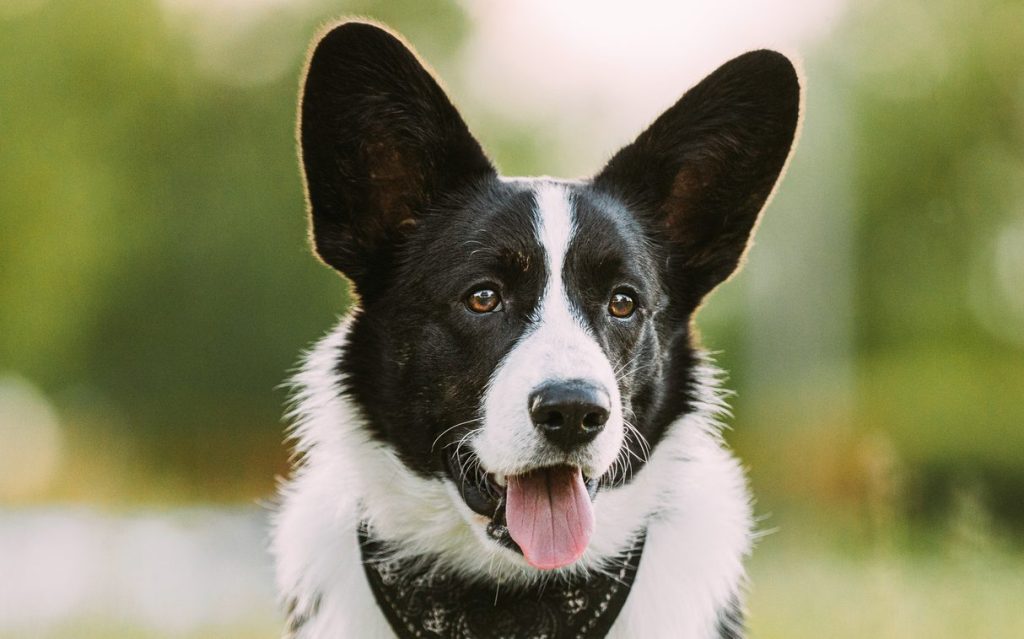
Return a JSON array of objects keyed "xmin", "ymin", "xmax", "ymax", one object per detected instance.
[{"xmin": 272, "ymin": 21, "xmax": 800, "ymax": 639}]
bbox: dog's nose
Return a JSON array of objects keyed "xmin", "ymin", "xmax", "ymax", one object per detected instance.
[{"xmin": 529, "ymin": 380, "xmax": 610, "ymax": 450}]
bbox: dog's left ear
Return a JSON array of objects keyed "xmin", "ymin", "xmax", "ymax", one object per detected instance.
[{"xmin": 594, "ymin": 50, "xmax": 801, "ymax": 310}]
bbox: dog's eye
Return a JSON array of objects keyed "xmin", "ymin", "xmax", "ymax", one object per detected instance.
[
  {"xmin": 467, "ymin": 288, "xmax": 501, "ymax": 313},
  {"xmin": 608, "ymin": 291, "xmax": 636, "ymax": 318}
]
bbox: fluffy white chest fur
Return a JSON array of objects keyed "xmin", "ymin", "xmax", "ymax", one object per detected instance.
[{"xmin": 272, "ymin": 320, "xmax": 753, "ymax": 639}]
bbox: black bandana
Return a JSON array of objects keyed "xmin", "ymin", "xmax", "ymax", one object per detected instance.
[{"xmin": 358, "ymin": 525, "xmax": 646, "ymax": 639}]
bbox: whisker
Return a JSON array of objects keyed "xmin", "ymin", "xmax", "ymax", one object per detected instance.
[
  {"xmin": 612, "ymin": 353, "xmax": 660, "ymax": 380},
  {"xmin": 448, "ymin": 426, "xmax": 485, "ymax": 493},
  {"xmin": 623, "ymin": 420, "xmax": 652, "ymax": 463},
  {"xmin": 431, "ymin": 417, "xmax": 483, "ymax": 452},
  {"xmin": 612, "ymin": 353, "xmax": 643, "ymax": 377}
]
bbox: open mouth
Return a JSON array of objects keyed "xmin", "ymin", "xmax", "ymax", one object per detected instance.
[{"xmin": 445, "ymin": 447, "xmax": 601, "ymax": 570}]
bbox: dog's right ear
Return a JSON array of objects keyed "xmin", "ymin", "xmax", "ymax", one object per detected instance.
[
  {"xmin": 593, "ymin": 50, "xmax": 801, "ymax": 313},
  {"xmin": 299, "ymin": 22, "xmax": 494, "ymax": 292}
]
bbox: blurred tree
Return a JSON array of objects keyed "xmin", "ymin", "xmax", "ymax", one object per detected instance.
[
  {"xmin": 844, "ymin": 0, "xmax": 1024, "ymax": 520},
  {"xmin": 0, "ymin": 0, "xmax": 467, "ymax": 496}
]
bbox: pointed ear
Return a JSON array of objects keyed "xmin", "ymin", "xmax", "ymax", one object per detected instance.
[
  {"xmin": 299, "ymin": 22, "xmax": 494, "ymax": 291},
  {"xmin": 594, "ymin": 50, "xmax": 801, "ymax": 309}
]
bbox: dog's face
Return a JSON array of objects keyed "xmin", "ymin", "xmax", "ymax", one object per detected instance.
[{"xmin": 299, "ymin": 23, "xmax": 799, "ymax": 570}]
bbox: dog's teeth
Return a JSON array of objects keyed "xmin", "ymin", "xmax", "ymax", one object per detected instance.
[{"xmin": 494, "ymin": 473, "xmax": 506, "ymax": 487}]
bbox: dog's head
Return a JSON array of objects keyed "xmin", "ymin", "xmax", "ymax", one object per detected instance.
[{"xmin": 299, "ymin": 22, "xmax": 799, "ymax": 571}]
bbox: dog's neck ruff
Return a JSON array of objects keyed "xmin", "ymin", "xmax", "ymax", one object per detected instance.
[{"xmin": 358, "ymin": 523, "xmax": 647, "ymax": 639}]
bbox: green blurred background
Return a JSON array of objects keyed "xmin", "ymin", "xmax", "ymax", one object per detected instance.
[{"xmin": 1, "ymin": 0, "xmax": 1022, "ymax": 637}]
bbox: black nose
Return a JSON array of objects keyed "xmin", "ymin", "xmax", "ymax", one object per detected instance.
[{"xmin": 529, "ymin": 380, "xmax": 611, "ymax": 450}]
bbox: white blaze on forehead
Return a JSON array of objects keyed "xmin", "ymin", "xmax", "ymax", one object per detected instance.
[
  {"xmin": 530, "ymin": 182, "xmax": 597, "ymax": 360},
  {"xmin": 474, "ymin": 180, "xmax": 624, "ymax": 477},
  {"xmin": 534, "ymin": 181, "xmax": 574, "ymax": 309}
]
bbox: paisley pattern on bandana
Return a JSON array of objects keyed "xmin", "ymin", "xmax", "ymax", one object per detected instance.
[{"xmin": 358, "ymin": 525, "xmax": 646, "ymax": 639}]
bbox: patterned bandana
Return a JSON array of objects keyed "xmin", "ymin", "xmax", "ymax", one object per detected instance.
[{"xmin": 358, "ymin": 525, "xmax": 647, "ymax": 639}]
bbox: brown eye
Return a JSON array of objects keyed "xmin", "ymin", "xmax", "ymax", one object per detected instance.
[
  {"xmin": 467, "ymin": 288, "xmax": 501, "ymax": 313},
  {"xmin": 608, "ymin": 291, "xmax": 636, "ymax": 318}
]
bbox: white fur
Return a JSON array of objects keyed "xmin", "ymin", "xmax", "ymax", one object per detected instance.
[
  {"xmin": 475, "ymin": 181, "xmax": 624, "ymax": 479},
  {"xmin": 272, "ymin": 317, "xmax": 753, "ymax": 638}
]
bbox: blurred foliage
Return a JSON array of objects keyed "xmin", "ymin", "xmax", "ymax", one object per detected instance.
[
  {"xmin": 1, "ymin": 0, "xmax": 1023, "ymax": 533},
  {"xmin": 0, "ymin": 0, "xmax": 468, "ymax": 495},
  {"xmin": 843, "ymin": 0, "xmax": 1024, "ymax": 521},
  {"xmin": 714, "ymin": 0, "xmax": 1024, "ymax": 532}
]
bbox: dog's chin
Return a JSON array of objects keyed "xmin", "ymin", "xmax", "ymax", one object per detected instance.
[{"xmin": 443, "ymin": 446, "xmax": 603, "ymax": 567}]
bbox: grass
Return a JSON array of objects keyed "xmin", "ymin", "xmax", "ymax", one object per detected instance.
[
  {"xmin": 4, "ymin": 513, "xmax": 1022, "ymax": 638},
  {"xmin": 748, "ymin": 535, "xmax": 1024, "ymax": 638},
  {"xmin": 0, "ymin": 624, "xmax": 277, "ymax": 639}
]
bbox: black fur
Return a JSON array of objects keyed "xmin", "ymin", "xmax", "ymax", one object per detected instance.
[
  {"xmin": 715, "ymin": 594, "xmax": 746, "ymax": 639},
  {"xmin": 340, "ymin": 180, "xmax": 545, "ymax": 477}
]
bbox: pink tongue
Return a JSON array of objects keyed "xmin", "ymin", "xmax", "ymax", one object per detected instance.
[{"xmin": 505, "ymin": 466, "xmax": 594, "ymax": 570}]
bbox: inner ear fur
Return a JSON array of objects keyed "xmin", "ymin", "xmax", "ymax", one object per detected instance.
[
  {"xmin": 594, "ymin": 49, "xmax": 801, "ymax": 311},
  {"xmin": 299, "ymin": 21, "xmax": 494, "ymax": 292}
]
